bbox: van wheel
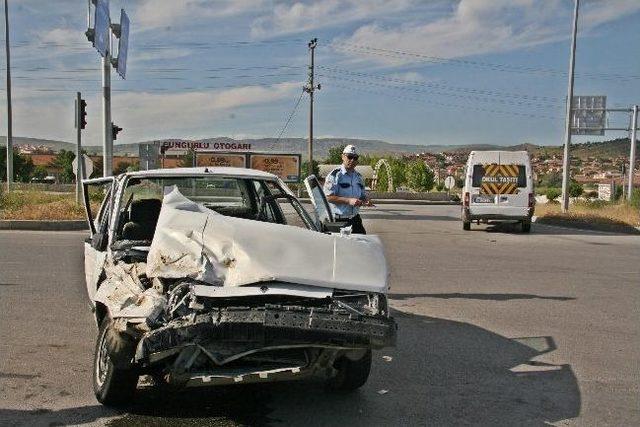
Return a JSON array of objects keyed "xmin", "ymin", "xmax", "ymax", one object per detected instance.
[
  {"xmin": 521, "ymin": 221, "xmax": 531, "ymax": 233},
  {"xmin": 463, "ymin": 221, "xmax": 471, "ymax": 231},
  {"xmin": 93, "ymin": 318, "xmax": 138, "ymax": 406},
  {"xmin": 327, "ymin": 350, "xmax": 372, "ymax": 391}
]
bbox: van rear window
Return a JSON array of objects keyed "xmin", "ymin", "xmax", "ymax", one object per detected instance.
[{"xmin": 472, "ymin": 164, "xmax": 527, "ymax": 188}]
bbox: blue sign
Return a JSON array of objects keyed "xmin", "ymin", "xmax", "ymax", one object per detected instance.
[
  {"xmin": 117, "ymin": 9, "xmax": 129, "ymax": 79},
  {"xmin": 94, "ymin": 0, "xmax": 110, "ymax": 57}
]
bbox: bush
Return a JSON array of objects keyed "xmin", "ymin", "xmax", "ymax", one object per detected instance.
[
  {"xmin": 546, "ymin": 187, "xmax": 561, "ymax": 202},
  {"xmin": 569, "ymin": 181, "xmax": 583, "ymax": 198},
  {"xmin": 631, "ymin": 188, "xmax": 640, "ymax": 209},
  {"xmin": 584, "ymin": 190, "xmax": 598, "ymax": 199},
  {"xmin": 435, "ymin": 182, "xmax": 445, "ymax": 192}
]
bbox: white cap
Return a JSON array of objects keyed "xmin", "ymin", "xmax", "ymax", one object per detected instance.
[{"xmin": 342, "ymin": 144, "xmax": 358, "ymax": 155}]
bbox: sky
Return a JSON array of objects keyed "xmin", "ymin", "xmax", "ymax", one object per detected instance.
[{"xmin": 0, "ymin": 0, "xmax": 639, "ymax": 149}]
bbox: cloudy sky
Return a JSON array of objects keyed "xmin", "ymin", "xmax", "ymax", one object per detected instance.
[{"xmin": 1, "ymin": 0, "xmax": 639, "ymax": 148}]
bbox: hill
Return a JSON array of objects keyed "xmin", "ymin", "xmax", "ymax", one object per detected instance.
[{"xmin": 0, "ymin": 136, "xmax": 633, "ymax": 160}]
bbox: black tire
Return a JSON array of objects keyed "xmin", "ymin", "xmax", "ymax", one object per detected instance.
[
  {"xmin": 93, "ymin": 317, "xmax": 138, "ymax": 406},
  {"xmin": 463, "ymin": 221, "xmax": 471, "ymax": 231},
  {"xmin": 327, "ymin": 350, "xmax": 372, "ymax": 392},
  {"xmin": 521, "ymin": 221, "xmax": 531, "ymax": 233}
]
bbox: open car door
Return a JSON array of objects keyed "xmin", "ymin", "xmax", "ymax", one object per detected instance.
[
  {"xmin": 303, "ymin": 175, "xmax": 347, "ymax": 232},
  {"xmin": 82, "ymin": 177, "xmax": 114, "ymax": 303}
]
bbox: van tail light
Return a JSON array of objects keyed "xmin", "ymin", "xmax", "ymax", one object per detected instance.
[
  {"xmin": 528, "ymin": 193, "xmax": 535, "ymax": 208},
  {"xmin": 464, "ymin": 192, "xmax": 470, "ymax": 206}
]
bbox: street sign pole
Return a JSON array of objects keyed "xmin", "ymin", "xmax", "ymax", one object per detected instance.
[
  {"xmin": 628, "ymin": 105, "xmax": 638, "ymax": 200},
  {"xmin": 4, "ymin": 0, "xmax": 12, "ymax": 191},
  {"xmin": 102, "ymin": 54, "xmax": 113, "ymax": 176},
  {"xmin": 75, "ymin": 92, "xmax": 83, "ymax": 204},
  {"xmin": 561, "ymin": 0, "xmax": 579, "ymax": 213}
]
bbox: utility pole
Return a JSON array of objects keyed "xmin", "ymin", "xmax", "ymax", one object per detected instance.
[
  {"xmin": 4, "ymin": 0, "xmax": 12, "ymax": 191},
  {"xmin": 561, "ymin": 0, "xmax": 579, "ymax": 213},
  {"xmin": 628, "ymin": 105, "xmax": 638, "ymax": 200},
  {"xmin": 304, "ymin": 38, "xmax": 320, "ymax": 174}
]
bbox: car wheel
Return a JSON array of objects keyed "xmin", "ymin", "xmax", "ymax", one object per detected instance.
[
  {"xmin": 463, "ymin": 221, "xmax": 471, "ymax": 231},
  {"xmin": 93, "ymin": 317, "xmax": 138, "ymax": 406},
  {"xmin": 521, "ymin": 221, "xmax": 531, "ymax": 233},
  {"xmin": 327, "ymin": 349, "xmax": 372, "ymax": 392}
]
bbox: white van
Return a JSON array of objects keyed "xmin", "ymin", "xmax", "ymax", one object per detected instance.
[{"xmin": 461, "ymin": 151, "xmax": 535, "ymax": 232}]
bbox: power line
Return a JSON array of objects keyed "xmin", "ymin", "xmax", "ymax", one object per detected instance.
[
  {"xmin": 318, "ymin": 65, "xmax": 564, "ymax": 103},
  {"xmin": 332, "ymin": 42, "xmax": 640, "ymax": 81},
  {"xmin": 326, "ymin": 82, "xmax": 563, "ymax": 121},
  {"xmin": 274, "ymin": 90, "xmax": 306, "ymax": 151}
]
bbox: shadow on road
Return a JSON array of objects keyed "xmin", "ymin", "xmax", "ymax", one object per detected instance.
[
  {"xmin": 363, "ymin": 214, "xmax": 459, "ymax": 221},
  {"xmin": 0, "ymin": 310, "xmax": 581, "ymax": 426},
  {"xmin": 389, "ymin": 293, "xmax": 575, "ymax": 302}
]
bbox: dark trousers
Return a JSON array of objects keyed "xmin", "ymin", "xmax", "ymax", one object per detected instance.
[{"xmin": 344, "ymin": 214, "xmax": 366, "ymax": 234}]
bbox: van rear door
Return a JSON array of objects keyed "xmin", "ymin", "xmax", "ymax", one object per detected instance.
[{"xmin": 496, "ymin": 152, "xmax": 528, "ymax": 208}]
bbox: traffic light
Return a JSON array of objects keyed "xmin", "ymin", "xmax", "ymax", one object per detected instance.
[
  {"xmin": 112, "ymin": 123, "xmax": 123, "ymax": 140},
  {"xmin": 79, "ymin": 99, "xmax": 87, "ymax": 129}
]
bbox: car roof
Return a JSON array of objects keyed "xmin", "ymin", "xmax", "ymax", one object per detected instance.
[{"xmin": 122, "ymin": 167, "xmax": 279, "ymax": 180}]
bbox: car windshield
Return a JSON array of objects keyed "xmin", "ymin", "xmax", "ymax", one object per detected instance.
[{"xmin": 115, "ymin": 175, "xmax": 317, "ymax": 241}]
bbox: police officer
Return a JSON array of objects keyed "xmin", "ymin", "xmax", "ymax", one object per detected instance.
[{"xmin": 323, "ymin": 144, "xmax": 373, "ymax": 234}]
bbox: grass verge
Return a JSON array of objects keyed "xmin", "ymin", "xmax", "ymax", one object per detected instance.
[
  {"xmin": 0, "ymin": 190, "xmax": 87, "ymax": 220},
  {"xmin": 535, "ymin": 200, "xmax": 640, "ymax": 234}
]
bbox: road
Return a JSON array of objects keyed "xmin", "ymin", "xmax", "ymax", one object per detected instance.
[{"xmin": 1, "ymin": 204, "xmax": 639, "ymax": 426}]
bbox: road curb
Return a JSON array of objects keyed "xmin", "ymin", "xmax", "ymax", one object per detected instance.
[
  {"xmin": 0, "ymin": 220, "xmax": 88, "ymax": 231},
  {"xmin": 299, "ymin": 198, "xmax": 460, "ymax": 206}
]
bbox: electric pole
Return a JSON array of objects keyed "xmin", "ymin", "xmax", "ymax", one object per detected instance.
[
  {"xmin": 628, "ymin": 105, "xmax": 638, "ymax": 200},
  {"xmin": 304, "ymin": 38, "xmax": 320, "ymax": 174},
  {"xmin": 4, "ymin": 0, "xmax": 12, "ymax": 191},
  {"xmin": 102, "ymin": 48, "xmax": 113, "ymax": 176},
  {"xmin": 561, "ymin": 0, "xmax": 579, "ymax": 213}
]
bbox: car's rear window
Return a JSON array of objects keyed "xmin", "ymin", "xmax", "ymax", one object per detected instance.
[{"xmin": 472, "ymin": 164, "xmax": 526, "ymax": 188}]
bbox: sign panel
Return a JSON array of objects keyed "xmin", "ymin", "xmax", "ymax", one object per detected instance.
[
  {"xmin": 116, "ymin": 9, "xmax": 129, "ymax": 79},
  {"xmin": 249, "ymin": 154, "xmax": 301, "ymax": 183},
  {"xmin": 444, "ymin": 175, "xmax": 455, "ymax": 190},
  {"xmin": 72, "ymin": 154, "xmax": 94, "ymax": 179},
  {"xmin": 598, "ymin": 182, "xmax": 614, "ymax": 201},
  {"xmin": 196, "ymin": 153, "xmax": 247, "ymax": 168},
  {"xmin": 571, "ymin": 95, "xmax": 606, "ymax": 135},
  {"xmin": 94, "ymin": 0, "xmax": 110, "ymax": 57},
  {"xmin": 161, "ymin": 140, "xmax": 252, "ymax": 153},
  {"xmin": 139, "ymin": 143, "xmax": 159, "ymax": 170}
]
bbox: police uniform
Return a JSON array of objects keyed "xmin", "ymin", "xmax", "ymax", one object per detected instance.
[{"xmin": 323, "ymin": 165, "xmax": 368, "ymax": 234}]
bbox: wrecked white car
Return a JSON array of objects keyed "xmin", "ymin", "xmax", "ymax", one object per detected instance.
[{"xmin": 82, "ymin": 167, "xmax": 396, "ymax": 406}]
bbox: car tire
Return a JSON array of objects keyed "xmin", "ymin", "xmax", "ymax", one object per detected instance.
[
  {"xmin": 327, "ymin": 349, "xmax": 372, "ymax": 392},
  {"xmin": 463, "ymin": 221, "xmax": 471, "ymax": 231},
  {"xmin": 521, "ymin": 221, "xmax": 531, "ymax": 233},
  {"xmin": 93, "ymin": 317, "xmax": 138, "ymax": 406}
]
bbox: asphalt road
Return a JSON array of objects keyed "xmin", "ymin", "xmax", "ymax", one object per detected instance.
[{"xmin": 1, "ymin": 205, "xmax": 638, "ymax": 426}]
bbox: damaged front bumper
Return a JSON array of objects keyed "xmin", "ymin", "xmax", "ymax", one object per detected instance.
[
  {"xmin": 132, "ymin": 304, "xmax": 396, "ymax": 387},
  {"xmin": 136, "ymin": 305, "xmax": 396, "ymax": 363}
]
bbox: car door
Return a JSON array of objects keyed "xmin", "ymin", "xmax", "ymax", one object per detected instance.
[
  {"xmin": 303, "ymin": 175, "xmax": 335, "ymax": 230},
  {"xmin": 82, "ymin": 177, "xmax": 115, "ymax": 303}
]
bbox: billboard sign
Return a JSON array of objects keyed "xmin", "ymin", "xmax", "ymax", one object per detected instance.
[
  {"xmin": 94, "ymin": 0, "xmax": 110, "ymax": 57},
  {"xmin": 196, "ymin": 153, "xmax": 247, "ymax": 168},
  {"xmin": 116, "ymin": 9, "xmax": 129, "ymax": 79},
  {"xmin": 571, "ymin": 95, "xmax": 606, "ymax": 135},
  {"xmin": 161, "ymin": 140, "xmax": 252, "ymax": 153},
  {"xmin": 249, "ymin": 154, "xmax": 301, "ymax": 183}
]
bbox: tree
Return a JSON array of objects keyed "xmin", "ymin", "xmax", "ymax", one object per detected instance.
[
  {"xmin": 301, "ymin": 160, "xmax": 319, "ymax": 178},
  {"xmin": 375, "ymin": 165, "xmax": 390, "ymax": 192},
  {"xmin": 325, "ymin": 144, "xmax": 346, "ymax": 164},
  {"xmin": 405, "ymin": 160, "xmax": 435, "ymax": 192},
  {"xmin": 32, "ymin": 165, "xmax": 48, "ymax": 181},
  {"xmin": 388, "ymin": 158, "xmax": 406, "ymax": 189},
  {"xmin": 114, "ymin": 160, "xmax": 140, "ymax": 174},
  {"xmin": 49, "ymin": 149, "xmax": 76, "ymax": 183},
  {"xmin": 0, "ymin": 150, "xmax": 35, "ymax": 182},
  {"xmin": 178, "ymin": 149, "xmax": 195, "ymax": 167}
]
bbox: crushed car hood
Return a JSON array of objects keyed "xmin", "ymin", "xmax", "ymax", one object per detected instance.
[{"xmin": 146, "ymin": 188, "xmax": 389, "ymax": 293}]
